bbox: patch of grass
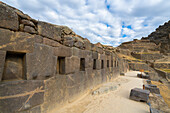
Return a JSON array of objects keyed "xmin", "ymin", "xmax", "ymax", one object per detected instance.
[
  {"xmin": 151, "ymin": 81, "xmax": 170, "ymax": 107},
  {"xmin": 161, "ymin": 69, "xmax": 170, "ymax": 73},
  {"xmin": 117, "ymin": 53, "xmax": 143, "ymax": 61}
]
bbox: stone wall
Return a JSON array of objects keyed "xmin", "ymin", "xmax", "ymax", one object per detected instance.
[
  {"xmin": 131, "ymin": 52, "xmax": 163, "ymax": 61},
  {"xmin": 154, "ymin": 68, "xmax": 170, "ymax": 81},
  {"xmin": 153, "ymin": 63, "xmax": 170, "ymax": 69},
  {"xmin": 0, "ymin": 2, "xmax": 128, "ymax": 113}
]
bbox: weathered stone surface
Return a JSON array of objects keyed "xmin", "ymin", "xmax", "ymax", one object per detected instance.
[
  {"xmin": 26, "ymin": 44, "xmax": 55, "ymax": 80},
  {"xmin": 43, "ymin": 38, "xmax": 61, "ymax": 47},
  {"xmin": 130, "ymin": 88, "xmax": 150, "ymax": 102},
  {"xmin": 137, "ymin": 73, "xmax": 149, "ymax": 79},
  {"xmin": 92, "ymin": 51, "xmax": 98, "ymax": 59},
  {"xmin": 84, "ymin": 40, "xmax": 91, "ymax": 50},
  {"xmin": 20, "ymin": 105, "xmax": 41, "ymax": 113},
  {"xmin": 0, "ymin": 50, "xmax": 6, "ymax": 81},
  {"xmin": 91, "ymin": 44, "xmax": 97, "ymax": 51},
  {"xmin": 144, "ymin": 84, "xmax": 160, "ymax": 94},
  {"xmin": 62, "ymin": 26, "xmax": 74, "ymax": 35},
  {"xmin": 63, "ymin": 36, "xmax": 74, "ymax": 47},
  {"xmin": 74, "ymin": 39, "xmax": 84, "ymax": 49},
  {"xmin": 0, "ymin": 80, "xmax": 44, "ymax": 113},
  {"xmin": 42, "ymin": 76, "xmax": 67, "ymax": 112},
  {"xmin": 96, "ymin": 59, "xmax": 101, "ymax": 70},
  {"xmin": 38, "ymin": 21, "xmax": 62, "ymax": 41},
  {"xmin": 19, "ymin": 24, "xmax": 24, "ymax": 31},
  {"xmin": 0, "ymin": 28, "xmax": 34, "ymax": 53},
  {"xmin": 2, "ymin": 52, "xmax": 26, "ymax": 81},
  {"xmin": 21, "ymin": 19, "xmax": 35, "ymax": 27},
  {"xmin": 0, "ymin": 3, "xmax": 19, "ymax": 30},
  {"xmin": 53, "ymin": 46, "xmax": 72, "ymax": 57},
  {"xmin": 65, "ymin": 56, "xmax": 80, "ymax": 74},
  {"xmin": 24, "ymin": 26, "xmax": 37, "ymax": 34},
  {"xmin": 34, "ymin": 35, "xmax": 43, "ymax": 43}
]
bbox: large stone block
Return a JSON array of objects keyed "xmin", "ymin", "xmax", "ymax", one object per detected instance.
[
  {"xmin": 96, "ymin": 59, "xmax": 101, "ymax": 70},
  {"xmin": 0, "ymin": 80, "xmax": 44, "ymax": 113},
  {"xmin": 144, "ymin": 84, "xmax": 160, "ymax": 94},
  {"xmin": 84, "ymin": 40, "xmax": 91, "ymax": 50},
  {"xmin": 65, "ymin": 56, "xmax": 80, "ymax": 74},
  {"xmin": 0, "ymin": 3, "xmax": 19, "ymax": 30},
  {"xmin": 63, "ymin": 36, "xmax": 74, "ymax": 47},
  {"xmin": 42, "ymin": 75, "xmax": 67, "ymax": 112},
  {"xmin": 43, "ymin": 37, "xmax": 61, "ymax": 47},
  {"xmin": 92, "ymin": 51, "xmax": 98, "ymax": 59},
  {"xmin": 38, "ymin": 21, "xmax": 62, "ymax": 41},
  {"xmin": 0, "ymin": 50, "xmax": 6, "ymax": 81},
  {"xmin": 53, "ymin": 46, "xmax": 72, "ymax": 57},
  {"xmin": 0, "ymin": 28, "xmax": 34, "ymax": 53},
  {"xmin": 85, "ymin": 57, "xmax": 93, "ymax": 68},
  {"xmin": 26, "ymin": 44, "xmax": 55, "ymax": 80},
  {"xmin": 130, "ymin": 88, "xmax": 150, "ymax": 102}
]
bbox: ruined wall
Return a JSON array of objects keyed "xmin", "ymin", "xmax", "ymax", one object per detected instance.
[
  {"xmin": 0, "ymin": 2, "xmax": 129, "ymax": 113},
  {"xmin": 131, "ymin": 52, "xmax": 163, "ymax": 61}
]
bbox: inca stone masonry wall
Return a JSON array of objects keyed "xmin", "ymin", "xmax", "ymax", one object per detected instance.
[{"xmin": 0, "ymin": 2, "xmax": 128, "ymax": 113}]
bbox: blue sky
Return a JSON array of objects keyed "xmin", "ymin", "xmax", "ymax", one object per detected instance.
[{"xmin": 2, "ymin": 0, "xmax": 170, "ymax": 47}]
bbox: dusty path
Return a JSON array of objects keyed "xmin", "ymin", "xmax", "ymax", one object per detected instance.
[{"xmin": 55, "ymin": 71, "xmax": 149, "ymax": 113}]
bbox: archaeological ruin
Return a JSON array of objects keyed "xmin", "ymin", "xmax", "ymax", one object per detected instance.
[
  {"xmin": 0, "ymin": 2, "xmax": 170, "ymax": 113},
  {"xmin": 0, "ymin": 2, "xmax": 129, "ymax": 113}
]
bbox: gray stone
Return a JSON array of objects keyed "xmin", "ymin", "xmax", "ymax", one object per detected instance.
[
  {"xmin": 43, "ymin": 38, "xmax": 61, "ymax": 47},
  {"xmin": 130, "ymin": 88, "xmax": 150, "ymax": 102},
  {"xmin": 144, "ymin": 84, "xmax": 160, "ymax": 94},
  {"xmin": 0, "ymin": 3, "xmax": 19, "ymax": 30},
  {"xmin": 38, "ymin": 21, "xmax": 62, "ymax": 41},
  {"xmin": 0, "ymin": 50, "xmax": 6, "ymax": 81},
  {"xmin": 21, "ymin": 19, "xmax": 35, "ymax": 27},
  {"xmin": 63, "ymin": 36, "xmax": 74, "ymax": 47},
  {"xmin": 26, "ymin": 44, "xmax": 55, "ymax": 80},
  {"xmin": 2, "ymin": 52, "xmax": 26, "ymax": 81},
  {"xmin": 92, "ymin": 51, "xmax": 98, "ymax": 59},
  {"xmin": 24, "ymin": 26, "xmax": 37, "ymax": 34},
  {"xmin": 146, "ymin": 80, "xmax": 151, "ymax": 84},
  {"xmin": 0, "ymin": 80, "xmax": 44, "ymax": 113},
  {"xmin": 65, "ymin": 56, "xmax": 80, "ymax": 74},
  {"xmin": 150, "ymin": 107, "xmax": 162, "ymax": 113},
  {"xmin": 0, "ymin": 28, "xmax": 34, "ymax": 53},
  {"xmin": 62, "ymin": 26, "xmax": 74, "ymax": 35},
  {"xmin": 53, "ymin": 46, "xmax": 72, "ymax": 57},
  {"xmin": 84, "ymin": 40, "xmax": 91, "ymax": 50},
  {"xmin": 74, "ymin": 40, "xmax": 84, "ymax": 49}
]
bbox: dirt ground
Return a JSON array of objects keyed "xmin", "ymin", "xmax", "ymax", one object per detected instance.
[{"xmin": 54, "ymin": 71, "xmax": 150, "ymax": 113}]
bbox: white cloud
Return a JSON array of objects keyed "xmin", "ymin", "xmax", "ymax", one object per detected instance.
[{"xmin": 1, "ymin": 0, "xmax": 170, "ymax": 47}]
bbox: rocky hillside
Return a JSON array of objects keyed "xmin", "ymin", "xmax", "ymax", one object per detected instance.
[{"xmin": 142, "ymin": 20, "xmax": 170, "ymax": 54}]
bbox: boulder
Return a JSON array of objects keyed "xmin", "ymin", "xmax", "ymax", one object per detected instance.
[{"xmin": 130, "ymin": 88, "xmax": 150, "ymax": 102}]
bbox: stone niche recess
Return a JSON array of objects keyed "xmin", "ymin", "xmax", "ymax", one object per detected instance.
[{"xmin": 2, "ymin": 51, "xmax": 26, "ymax": 81}]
